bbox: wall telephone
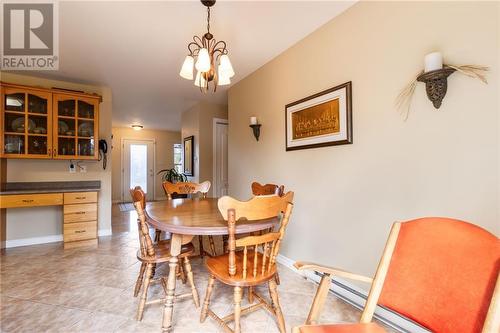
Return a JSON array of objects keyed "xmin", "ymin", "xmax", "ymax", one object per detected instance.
[{"xmin": 98, "ymin": 139, "xmax": 108, "ymax": 169}]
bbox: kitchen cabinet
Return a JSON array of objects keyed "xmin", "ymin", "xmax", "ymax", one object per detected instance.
[{"xmin": 1, "ymin": 82, "xmax": 101, "ymax": 160}]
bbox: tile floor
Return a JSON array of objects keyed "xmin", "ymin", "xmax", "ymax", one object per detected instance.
[{"xmin": 1, "ymin": 205, "xmax": 396, "ymax": 332}]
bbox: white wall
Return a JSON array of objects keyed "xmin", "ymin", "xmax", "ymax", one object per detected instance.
[
  {"xmin": 181, "ymin": 102, "xmax": 228, "ymax": 196},
  {"xmin": 111, "ymin": 127, "xmax": 181, "ymax": 202},
  {"xmin": 228, "ymin": 1, "xmax": 499, "ymax": 280},
  {"xmin": 1, "ymin": 72, "xmax": 113, "ymax": 241}
]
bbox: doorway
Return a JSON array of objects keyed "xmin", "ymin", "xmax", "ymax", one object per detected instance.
[
  {"xmin": 213, "ymin": 119, "xmax": 228, "ymax": 197},
  {"xmin": 122, "ymin": 139, "xmax": 155, "ymax": 202}
]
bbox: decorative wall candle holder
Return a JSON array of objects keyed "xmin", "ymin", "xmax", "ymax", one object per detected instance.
[
  {"xmin": 417, "ymin": 67, "xmax": 456, "ymax": 109},
  {"xmin": 249, "ymin": 124, "xmax": 261, "ymax": 141}
]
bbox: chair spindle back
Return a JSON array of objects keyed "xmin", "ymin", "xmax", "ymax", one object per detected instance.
[
  {"xmin": 163, "ymin": 181, "xmax": 211, "ymax": 200},
  {"xmin": 130, "ymin": 186, "xmax": 155, "ymax": 258},
  {"xmin": 218, "ymin": 192, "xmax": 294, "ymax": 278}
]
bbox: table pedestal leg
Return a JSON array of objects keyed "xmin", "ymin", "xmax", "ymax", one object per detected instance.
[{"xmin": 162, "ymin": 233, "xmax": 193, "ymax": 333}]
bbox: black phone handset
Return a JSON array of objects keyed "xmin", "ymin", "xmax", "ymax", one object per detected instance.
[{"xmin": 98, "ymin": 139, "xmax": 108, "ymax": 169}]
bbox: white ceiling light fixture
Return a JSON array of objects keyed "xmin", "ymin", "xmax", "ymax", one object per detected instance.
[
  {"xmin": 179, "ymin": 0, "xmax": 234, "ymax": 93},
  {"xmin": 131, "ymin": 124, "xmax": 144, "ymax": 131}
]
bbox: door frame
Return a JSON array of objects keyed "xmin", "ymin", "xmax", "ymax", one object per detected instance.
[
  {"xmin": 212, "ymin": 118, "xmax": 228, "ymax": 198},
  {"xmin": 121, "ymin": 138, "xmax": 156, "ymax": 202}
]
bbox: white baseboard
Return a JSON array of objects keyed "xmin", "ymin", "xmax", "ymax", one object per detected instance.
[
  {"xmin": 5, "ymin": 229, "xmax": 113, "ymax": 248},
  {"xmin": 5, "ymin": 234, "xmax": 63, "ymax": 248},
  {"xmin": 98, "ymin": 229, "xmax": 112, "ymax": 237},
  {"xmin": 275, "ymin": 254, "xmax": 430, "ymax": 333}
]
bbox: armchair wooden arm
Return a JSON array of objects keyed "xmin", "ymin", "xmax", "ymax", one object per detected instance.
[
  {"xmin": 294, "ymin": 261, "xmax": 373, "ymax": 283},
  {"xmin": 294, "ymin": 261, "xmax": 373, "ymax": 325}
]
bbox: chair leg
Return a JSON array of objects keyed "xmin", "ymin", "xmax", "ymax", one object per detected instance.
[
  {"xmin": 233, "ymin": 286, "xmax": 243, "ymax": 333},
  {"xmin": 247, "ymin": 286, "xmax": 254, "ymax": 304},
  {"xmin": 199, "ymin": 235, "xmax": 204, "ymax": 258},
  {"xmin": 154, "ymin": 229, "xmax": 161, "ymax": 242},
  {"xmin": 177, "ymin": 263, "xmax": 187, "ymax": 284},
  {"xmin": 269, "ymin": 279, "xmax": 286, "ymax": 333},
  {"xmin": 183, "ymin": 257, "xmax": 200, "ymax": 307},
  {"xmin": 137, "ymin": 263, "xmax": 153, "ymax": 321},
  {"xmin": 208, "ymin": 235, "xmax": 216, "ymax": 256},
  {"xmin": 151, "ymin": 263, "xmax": 156, "ymax": 279},
  {"xmin": 275, "ymin": 271, "xmax": 281, "ymax": 285},
  {"xmin": 200, "ymin": 275, "xmax": 216, "ymax": 323},
  {"xmin": 134, "ymin": 262, "xmax": 147, "ymax": 297},
  {"xmin": 222, "ymin": 235, "xmax": 229, "ymax": 253}
]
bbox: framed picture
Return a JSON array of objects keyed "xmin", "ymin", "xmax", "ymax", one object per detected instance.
[
  {"xmin": 285, "ymin": 81, "xmax": 352, "ymax": 151},
  {"xmin": 183, "ymin": 136, "xmax": 194, "ymax": 176}
]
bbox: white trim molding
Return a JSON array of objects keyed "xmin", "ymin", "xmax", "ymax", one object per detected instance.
[
  {"xmin": 5, "ymin": 234, "xmax": 63, "ymax": 248},
  {"xmin": 276, "ymin": 254, "xmax": 431, "ymax": 333},
  {"xmin": 6, "ymin": 229, "xmax": 113, "ymax": 248}
]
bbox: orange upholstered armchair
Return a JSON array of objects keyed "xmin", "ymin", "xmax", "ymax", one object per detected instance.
[{"xmin": 293, "ymin": 217, "xmax": 500, "ymax": 333}]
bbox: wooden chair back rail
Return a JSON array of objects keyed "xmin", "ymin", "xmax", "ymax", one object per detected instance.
[
  {"xmin": 251, "ymin": 182, "xmax": 285, "ymax": 197},
  {"xmin": 130, "ymin": 187, "xmax": 155, "ymax": 257},
  {"xmin": 223, "ymin": 192, "xmax": 294, "ymax": 279},
  {"xmin": 163, "ymin": 181, "xmax": 211, "ymax": 200}
]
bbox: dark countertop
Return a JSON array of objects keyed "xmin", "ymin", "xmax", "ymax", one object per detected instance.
[{"xmin": 0, "ymin": 181, "xmax": 101, "ymax": 195}]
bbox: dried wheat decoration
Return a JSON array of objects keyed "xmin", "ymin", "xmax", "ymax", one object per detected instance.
[{"xmin": 396, "ymin": 64, "xmax": 489, "ymax": 120}]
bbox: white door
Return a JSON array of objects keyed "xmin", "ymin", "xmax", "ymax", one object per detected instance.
[
  {"xmin": 123, "ymin": 139, "xmax": 155, "ymax": 202},
  {"xmin": 213, "ymin": 120, "xmax": 228, "ymax": 197}
]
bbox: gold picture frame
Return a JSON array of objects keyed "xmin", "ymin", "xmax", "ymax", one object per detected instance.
[{"xmin": 285, "ymin": 81, "xmax": 352, "ymax": 151}]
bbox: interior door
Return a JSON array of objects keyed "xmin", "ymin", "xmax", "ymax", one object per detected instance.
[
  {"xmin": 214, "ymin": 121, "xmax": 228, "ymax": 197},
  {"xmin": 123, "ymin": 139, "xmax": 155, "ymax": 202}
]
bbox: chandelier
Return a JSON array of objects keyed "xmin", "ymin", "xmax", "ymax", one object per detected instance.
[{"xmin": 179, "ymin": 0, "xmax": 234, "ymax": 93}]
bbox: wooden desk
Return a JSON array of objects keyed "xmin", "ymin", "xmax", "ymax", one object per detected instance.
[
  {"xmin": 0, "ymin": 181, "xmax": 100, "ymax": 249},
  {"xmin": 146, "ymin": 198, "xmax": 278, "ymax": 333}
]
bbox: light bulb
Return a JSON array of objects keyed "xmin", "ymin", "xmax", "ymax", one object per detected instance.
[
  {"xmin": 218, "ymin": 66, "xmax": 231, "ymax": 86},
  {"xmin": 194, "ymin": 71, "xmax": 207, "ymax": 87},
  {"xmin": 195, "ymin": 48, "xmax": 211, "ymax": 72},
  {"xmin": 219, "ymin": 54, "xmax": 235, "ymax": 78},
  {"xmin": 179, "ymin": 55, "xmax": 194, "ymax": 80}
]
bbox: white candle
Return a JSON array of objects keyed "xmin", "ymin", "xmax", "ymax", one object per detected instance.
[
  {"xmin": 250, "ymin": 116, "xmax": 258, "ymax": 125},
  {"xmin": 424, "ymin": 52, "xmax": 443, "ymax": 72}
]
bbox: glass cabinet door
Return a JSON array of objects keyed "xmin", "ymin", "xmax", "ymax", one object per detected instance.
[
  {"xmin": 53, "ymin": 94, "xmax": 98, "ymax": 160},
  {"xmin": 2, "ymin": 88, "xmax": 52, "ymax": 158}
]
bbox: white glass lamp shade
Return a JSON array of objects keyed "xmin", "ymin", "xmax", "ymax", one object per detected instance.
[
  {"xmin": 195, "ymin": 48, "xmax": 211, "ymax": 72},
  {"xmin": 219, "ymin": 54, "xmax": 235, "ymax": 78},
  {"xmin": 179, "ymin": 56, "xmax": 194, "ymax": 80},
  {"xmin": 194, "ymin": 71, "xmax": 207, "ymax": 87},
  {"xmin": 218, "ymin": 66, "xmax": 231, "ymax": 86}
]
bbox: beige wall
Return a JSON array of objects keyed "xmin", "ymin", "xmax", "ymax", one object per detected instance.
[
  {"xmin": 228, "ymin": 0, "xmax": 499, "ymax": 281},
  {"xmin": 111, "ymin": 127, "xmax": 181, "ymax": 202},
  {"xmin": 1, "ymin": 72, "xmax": 113, "ymax": 242},
  {"xmin": 181, "ymin": 102, "xmax": 228, "ymax": 196}
]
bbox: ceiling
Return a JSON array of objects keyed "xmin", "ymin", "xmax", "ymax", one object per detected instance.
[{"xmin": 35, "ymin": 1, "xmax": 355, "ymax": 131}]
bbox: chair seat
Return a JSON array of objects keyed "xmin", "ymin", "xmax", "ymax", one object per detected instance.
[
  {"xmin": 297, "ymin": 323, "xmax": 387, "ymax": 333},
  {"xmin": 137, "ymin": 240, "xmax": 195, "ymax": 263},
  {"xmin": 205, "ymin": 250, "xmax": 277, "ymax": 287}
]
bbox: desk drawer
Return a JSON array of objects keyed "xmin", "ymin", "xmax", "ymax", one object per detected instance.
[
  {"xmin": 64, "ymin": 221, "xmax": 96, "ymax": 242},
  {"xmin": 64, "ymin": 203, "xmax": 97, "ymax": 223},
  {"xmin": 64, "ymin": 192, "xmax": 97, "ymax": 204},
  {"xmin": 0, "ymin": 193, "xmax": 63, "ymax": 209}
]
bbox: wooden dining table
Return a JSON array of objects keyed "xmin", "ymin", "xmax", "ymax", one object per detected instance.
[{"xmin": 146, "ymin": 197, "xmax": 279, "ymax": 332}]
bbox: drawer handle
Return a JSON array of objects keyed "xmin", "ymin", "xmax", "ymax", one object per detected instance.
[
  {"xmin": 75, "ymin": 230, "xmax": 86, "ymax": 234},
  {"xmin": 22, "ymin": 199, "xmax": 34, "ymax": 203},
  {"xmin": 75, "ymin": 196, "xmax": 86, "ymax": 200},
  {"xmin": 75, "ymin": 212, "xmax": 86, "ymax": 215}
]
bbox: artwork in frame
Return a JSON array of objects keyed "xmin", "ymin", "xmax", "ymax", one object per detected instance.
[
  {"xmin": 285, "ymin": 81, "xmax": 352, "ymax": 151},
  {"xmin": 183, "ymin": 135, "xmax": 194, "ymax": 176}
]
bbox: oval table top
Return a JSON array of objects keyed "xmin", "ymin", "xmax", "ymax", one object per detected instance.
[{"xmin": 146, "ymin": 197, "xmax": 278, "ymax": 235}]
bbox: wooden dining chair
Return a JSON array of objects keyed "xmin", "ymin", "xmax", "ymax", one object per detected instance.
[
  {"xmin": 251, "ymin": 182, "xmax": 285, "ymax": 197},
  {"xmin": 293, "ymin": 217, "xmax": 500, "ymax": 333},
  {"xmin": 130, "ymin": 187, "xmax": 200, "ymax": 321},
  {"xmin": 162, "ymin": 180, "xmax": 216, "ymax": 257},
  {"xmin": 200, "ymin": 192, "xmax": 294, "ymax": 333}
]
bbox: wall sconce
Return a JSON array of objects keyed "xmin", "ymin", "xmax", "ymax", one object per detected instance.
[
  {"xmin": 417, "ymin": 52, "xmax": 456, "ymax": 109},
  {"xmin": 249, "ymin": 116, "xmax": 261, "ymax": 141}
]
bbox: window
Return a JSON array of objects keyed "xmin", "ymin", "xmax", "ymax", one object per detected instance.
[{"xmin": 173, "ymin": 143, "xmax": 182, "ymax": 173}]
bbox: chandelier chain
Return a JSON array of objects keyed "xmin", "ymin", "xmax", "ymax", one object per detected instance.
[{"xmin": 207, "ymin": 7, "xmax": 211, "ymax": 34}]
